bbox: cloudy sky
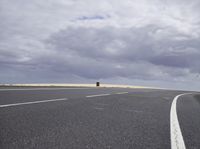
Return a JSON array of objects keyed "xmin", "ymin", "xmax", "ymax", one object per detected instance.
[{"xmin": 1, "ymin": 0, "xmax": 200, "ymax": 90}]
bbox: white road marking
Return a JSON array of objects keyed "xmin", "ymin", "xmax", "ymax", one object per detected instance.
[
  {"xmin": 0, "ymin": 87, "xmax": 95, "ymax": 91},
  {"xmin": 86, "ymin": 94, "xmax": 110, "ymax": 98},
  {"xmin": 0, "ymin": 98, "xmax": 68, "ymax": 108},
  {"xmin": 170, "ymin": 93, "xmax": 192, "ymax": 149},
  {"xmin": 116, "ymin": 92, "xmax": 128, "ymax": 95}
]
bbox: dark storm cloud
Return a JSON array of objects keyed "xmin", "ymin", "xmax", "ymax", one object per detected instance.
[
  {"xmin": 47, "ymin": 25, "xmax": 200, "ymax": 70},
  {"xmin": 47, "ymin": 26, "xmax": 157, "ymax": 62},
  {"xmin": 1, "ymin": 25, "xmax": 200, "ymax": 82}
]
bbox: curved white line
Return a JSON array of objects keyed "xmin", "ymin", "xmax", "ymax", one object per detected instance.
[{"xmin": 170, "ymin": 93, "xmax": 192, "ymax": 149}]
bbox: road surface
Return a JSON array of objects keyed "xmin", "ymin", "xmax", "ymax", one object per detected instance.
[{"xmin": 0, "ymin": 87, "xmax": 199, "ymax": 149}]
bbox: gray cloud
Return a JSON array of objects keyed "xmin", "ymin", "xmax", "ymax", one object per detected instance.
[
  {"xmin": 47, "ymin": 25, "xmax": 200, "ymax": 69},
  {"xmin": 1, "ymin": 0, "xmax": 200, "ymax": 90}
]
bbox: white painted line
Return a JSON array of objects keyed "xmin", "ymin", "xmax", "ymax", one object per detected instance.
[
  {"xmin": 0, "ymin": 98, "xmax": 68, "ymax": 108},
  {"xmin": 0, "ymin": 88, "xmax": 95, "ymax": 91},
  {"xmin": 86, "ymin": 94, "xmax": 110, "ymax": 98},
  {"xmin": 170, "ymin": 93, "xmax": 192, "ymax": 149},
  {"xmin": 116, "ymin": 92, "xmax": 128, "ymax": 95}
]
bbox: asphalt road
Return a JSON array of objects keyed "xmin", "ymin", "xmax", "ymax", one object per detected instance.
[{"xmin": 0, "ymin": 87, "xmax": 199, "ymax": 149}]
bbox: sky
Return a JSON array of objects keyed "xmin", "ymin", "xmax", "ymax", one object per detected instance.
[{"xmin": 1, "ymin": 0, "xmax": 200, "ymax": 91}]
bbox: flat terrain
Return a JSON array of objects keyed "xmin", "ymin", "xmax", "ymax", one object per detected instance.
[{"xmin": 0, "ymin": 87, "xmax": 199, "ymax": 149}]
